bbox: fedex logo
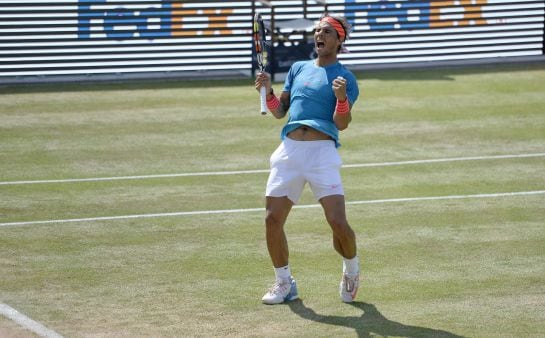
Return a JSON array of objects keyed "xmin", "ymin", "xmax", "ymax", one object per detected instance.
[
  {"xmin": 344, "ymin": 0, "xmax": 489, "ymax": 30},
  {"xmin": 77, "ymin": 0, "xmax": 490, "ymax": 40},
  {"xmin": 77, "ymin": 0, "xmax": 234, "ymax": 39}
]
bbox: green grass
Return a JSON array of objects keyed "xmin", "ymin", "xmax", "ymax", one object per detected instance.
[{"xmin": 1, "ymin": 63, "xmax": 545, "ymax": 337}]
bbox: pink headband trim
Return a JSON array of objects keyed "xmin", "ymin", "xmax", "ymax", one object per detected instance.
[{"xmin": 320, "ymin": 17, "xmax": 346, "ymax": 42}]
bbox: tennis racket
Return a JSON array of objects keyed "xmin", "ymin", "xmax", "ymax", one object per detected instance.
[{"xmin": 253, "ymin": 13, "xmax": 268, "ymax": 115}]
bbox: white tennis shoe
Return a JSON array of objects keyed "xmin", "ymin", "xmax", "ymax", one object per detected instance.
[
  {"xmin": 262, "ymin": 277, "xmax": 298, "ymax": 305},
  {"xmin": 340, "ymin": 273, "xmax": 359, "ymax": 303}
]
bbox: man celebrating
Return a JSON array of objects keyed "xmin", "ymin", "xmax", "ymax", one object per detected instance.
[{"xmin": 255, "ymin": 14, "xmax": 360, "ymax": 304}]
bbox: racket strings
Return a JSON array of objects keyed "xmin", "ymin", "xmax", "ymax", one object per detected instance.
[{"xmin": 253, "ymin": 14, "xmax": 267, "ymax": 71}]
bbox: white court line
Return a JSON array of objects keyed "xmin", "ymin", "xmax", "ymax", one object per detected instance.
[
  {"xmin": 1, "ymin": 152, "xmax": 544, "ymax": 186},
  {"xmin": 342, "ymin": 152, "xmax": 545, "ymax": 169},
  {"xmin": 1, "ymin": 190, "xmax": 544, "ymax": 228},
  {"xmin": 0, "ymin": 303, "xmax": 63, "ymax": 338}
]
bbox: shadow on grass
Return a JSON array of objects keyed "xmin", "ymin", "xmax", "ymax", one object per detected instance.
[{"xmin": 288, "ymin": 299, "xmax": 465, "ymax": 338}]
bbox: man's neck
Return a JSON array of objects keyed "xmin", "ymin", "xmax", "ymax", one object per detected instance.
[{"xmin": 315, "ymin": 55, "xmax": 338, "ymax": 67}]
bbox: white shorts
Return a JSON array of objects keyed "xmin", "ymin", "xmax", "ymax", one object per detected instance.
[{"xmin": 266, "ymin": 137, "xmax": 344, "ymax": 204}]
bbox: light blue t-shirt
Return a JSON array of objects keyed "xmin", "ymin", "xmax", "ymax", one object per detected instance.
[{"xmin": 281, "ymin": 60, "xmax": 359, "ymax": 147}]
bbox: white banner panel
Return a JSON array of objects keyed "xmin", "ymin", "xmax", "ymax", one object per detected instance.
[{"xmin": 0, "ymin": 0, "xmax": 543, "ymax": 81}]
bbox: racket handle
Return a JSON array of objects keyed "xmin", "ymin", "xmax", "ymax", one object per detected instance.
[{"xmin": 260, "ymin": 86, "xmax": 267, "ymax": 115}]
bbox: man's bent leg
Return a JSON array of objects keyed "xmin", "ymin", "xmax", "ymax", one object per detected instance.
[
  {"xmin": 320, "ymin": 194, "xmax": 360, "ymax": 303},
  {"xmin": 319, "ymin": 194, "xmax": 357, "ymax": 259}
]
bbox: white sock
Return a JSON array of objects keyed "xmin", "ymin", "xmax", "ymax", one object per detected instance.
[
  {"xmin": 343, "ymin": 256, "xmax": 360, "ymax": 276},
  {"xmin": 274, "ymin": 265, "xmax": 291, "ymax": 282}
]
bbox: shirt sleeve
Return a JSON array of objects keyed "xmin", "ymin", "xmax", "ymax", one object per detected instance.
[
  {"xmin": 283, "ymin": 61, "xmax": 304, "ymax": 93},
  {"xmin": 345, "ymin": 71, "xmax": 360, "ymax": 106},
  {"xmin": 283, "ymin": 67, "xmax": 294, "ymax": 93}
]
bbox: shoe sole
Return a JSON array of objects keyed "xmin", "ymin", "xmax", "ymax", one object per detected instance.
[{"xmin": 262, "ymin": 294, "xmax": 298, "ymax": 305}]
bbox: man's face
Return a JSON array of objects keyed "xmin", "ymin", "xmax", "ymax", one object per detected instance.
[{"xmin": 314, "ymin": 21, "xmax": 341, "ymax": 56}]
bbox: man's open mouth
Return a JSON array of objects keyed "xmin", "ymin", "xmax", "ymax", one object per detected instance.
[{"xmin": 316, "ymin": 41, "xmax": 325, "ymax": 48}]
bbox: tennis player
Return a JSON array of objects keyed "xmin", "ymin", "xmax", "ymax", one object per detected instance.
[{"xmin": 255, "ymin": 14, "xmax": 360, "ymax": 304}]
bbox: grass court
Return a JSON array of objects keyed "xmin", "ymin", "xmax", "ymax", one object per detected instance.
[{"xmin": 1, "ymin": 63, "xmax": 545, "ymax": 337}]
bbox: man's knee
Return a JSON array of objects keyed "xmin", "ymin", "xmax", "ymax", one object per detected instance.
[
  {"xmin": 265, "ymin": 211, "xmax": 285, "ymax": 230},
  {"xmin": 327, "ymin": 214, "xmax": 354, "ymax": 239},
  {"xmin": 265, "ymin": 197, "xmax": 292, "ymax": 230}
]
